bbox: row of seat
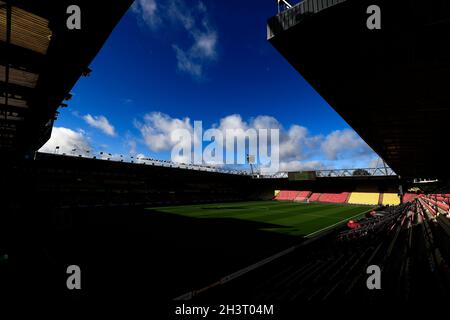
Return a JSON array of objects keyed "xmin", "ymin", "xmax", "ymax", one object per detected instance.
[
  {"xmin": 274, "ymin": 190, "xmax": 418, "ymax": 205},
  {"xmin": 294, "ymin": 191, "xmax": 312, "ymax": 201},
  {"xmin": 403, "ymin": 193, "xmax": 418, "ymax": 203},
  {"xmin": 420, "ymin": 195, "xmax": 450, "ymax": 214},
  {"xmin": 198, "ymin": 200, "xmax": 450, "ymax": 302},
  {"xmin": 338, "ymin": 202, "xmax": 410, "ymax": 241},
  {"xmin": 347, "ymin": 192, "xmax": 380, "ymax": 205},
  {"xmin": 319, "ymin": 192, "xmax": 350, "ymax": 203},
  {"xmin": 308, "ymin": 193, "xmax": 321, "ymax": 202},
  {"xmin": 274, "ymin": 190, "xmax": 301, "ymax": 201},
  {"xmin": 274, "ymin": 190, "xmax": 351, "ymax": 204}
]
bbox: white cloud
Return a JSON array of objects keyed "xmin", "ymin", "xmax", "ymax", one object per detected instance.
[
  {"xmin": 192, "ymin": 32, "xmax": 218, "ymax": 59},
  {"xmin": 251, "ymin": 115, "xmax": 282, "ymax": 131},
  {"xmin": 134, "ymin": 112, "xmax": 378, "ymax": 172},
  {"xmin": 279, "ymin": 125, "xmax": 309, "ymax": 160},
  {"xmin": 132, "ymin": 0, "xmax": 218, "ymax": 78},
  {"xmin": 135, "ymin": 112, "xmax": 193, "ymax": 153},
  {"xmin": 169, "ymin": 1, "xmax": 218, "ymax": 78},
  {"xmin": 218, "ymin": 114, "xmax": 248, "ymax": 132},
  {"xmin": 126, "ymin": 137, "xmax": 138, "ymax": 155},
  {"xmin": 39, "ymin": 127, "xmax": 92, "ymax": 156},
  {"xmin": 83, "ymin": 114, "xmax": 116, "ymax": 137},
  {"xmin": 131, "ymin": 0, "xmax": 161, "ymax": 28},
  {"xmin": 321, "ymin": 129, "xmax": 372, "ymax": 160},
  {"xmin": 173, "ymin": 45, "xmax": 203, "ymax": 78},
  {"xmin": 223, "ymin": 115, "xmax": 319, "ymax": 163},
  {"xmin": 123, "ymin": 132, "xmax": 139, "ymax": 156},
  {"xmin": 279, "ymin": 160, "xmax": 324, "ymax": 172}
]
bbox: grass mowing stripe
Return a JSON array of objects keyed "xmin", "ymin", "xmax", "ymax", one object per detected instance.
[
  {"xmin": 146, "ymin": 201, "xmax": 373, "ymax": 237},
  {"xmin": 306, "ymin": 207, "xmax": 375, "ymax": 238},
  {"xmin": 200, "ymin": 203, "xmax": 357, "ymax": 222},
  {"xmin": 153, "ymin": 202, "xmax": 300, "ymax": 219},
  {"xmin": 267, "ymin": 206, "xmax": 367, "ymax": 225}
]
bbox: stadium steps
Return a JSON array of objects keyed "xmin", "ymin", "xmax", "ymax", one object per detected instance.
[
  {"xmin": 254, "ymin": 262, "xmax": 307, "ymax": 301},
  {"xmin": 284, "ymin": 256, "xmax": 341, "ymax": 301},
  {"xmin": 437, "ymin": 215, "xmax": 450, "ymax": 238},
  {"xmin": 320, "ymin": 247, "xmax": 374, "ymax": 301},
  {"xmin": 298, "ymin": 252, "xmax": 362, "ymax": 301},
  {"xmin": 259, "ymin": 260, "xmax": 315, "ymax": 293},
  {"xmin": 343, "ymin": 242, "xmax": 384, "ymax": 296},
  {"xmin": 265, "ymin": 260, "xmax": 322, "ymax": 300},
  {"xmin": 382, "ymin": 225, "xmax": 412, "ymax": 299},
  {"xmin": 251, "ymin": 264, "xmax": 297, "ymax": 295},
  {"xmin": 192, "ymin": 200, "xmax": 450, "ymax": 302},
  {"xmin": 308, "ymin": 254, "xmax": 346, "ymax": 285},
  {"xmin": 414, "ymin": 208, "xmax": 450, "ymax": 296},
  {"xmin": 292, "ymin": 254, "xmax": 348, "ymax": 301}
]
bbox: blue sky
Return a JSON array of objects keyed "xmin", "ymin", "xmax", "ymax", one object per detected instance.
[{"xmin": 40, "ymin": 0, "xmax": 379, "ymax": 172}]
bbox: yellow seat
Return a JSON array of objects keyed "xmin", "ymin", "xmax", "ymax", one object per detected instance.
[
  {"xmin": 382, "ymin": 193, "xmax": 401, "ymax": 205},
  {"xmin": 348, "ymin": 192, "xmax": 379, "ymax": 205}
]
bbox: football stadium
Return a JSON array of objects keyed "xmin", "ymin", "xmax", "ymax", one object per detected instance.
[{"xmin": 1, "ymin": 0, "xmax": 450, "ymax": 316}]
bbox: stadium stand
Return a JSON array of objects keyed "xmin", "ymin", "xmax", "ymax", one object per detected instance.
[
  {"xmin": 317, "ymin": 192, "xmax": 349, "ymax": 204},
  {"xmin": 421, "ymin": 196, "xmax": 450, "ymax": 214},
  {"xmin": 432, "ymin": 194, "xmax": 450, "ymax": 199},
  {"xmin": 10, "ymin": 153, "xmax": 255, "ymax": 209},
  {"xmin": 274, "ymin": 191, "xmax": 351, "ymax": 203},
  {"xmin": 382, "ymin": 193, "xmax": 401, "ymax": 206},
  {"xmin": 275, "ymin": 190, "xmax": 299, "ymax": 201},
  {"xmin": 193, "ymin": 199, "xmax": 450, "ymax": 302},
  {"xmin": 420, "ymin": 198, "xmax": 438, "ymax": 218},
  {"xmin": 309, "ymin": 193, "xmax": 322, "ymax": 202},
  {"xmin": 403, "ymin": 193, "xmax": 418, "ymax": 203},
  {"xmin": 348, "ymin": 192, "xmax": 380, "ymax": 206},
  {"xmin": 5, "ymin": 151, "xmax": 450, "ymax": 304},
  {"xmin": 294, "ymin": 191, "xmax": 311, "ymax": 202}
]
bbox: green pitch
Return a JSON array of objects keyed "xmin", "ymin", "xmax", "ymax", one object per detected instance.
[{"xmin": 147, "ymin": 201, "xmax": 373, "ymax": 237}]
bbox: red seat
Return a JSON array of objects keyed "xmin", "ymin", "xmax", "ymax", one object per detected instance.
[
  {"xmin": 275, "ymin": 190, "xmax": 299, "ymax": 201},
  {"xmin": 309, "ymin": 193, "xmax": 321, "ymax": 202},
  {"xmin": 403, "ymin": 193, "xmax": 418, "ymax": 203},
  {"xmin": 294, "ymin": 191, "xmax": 312, "ymax": 201},
  {"xmin": 319, "ymin": 192, "xmax": 349, "ymax": 204},
  {"xmin": 424, "ymin": 197, "xmax": 450, "ymax": 212}
]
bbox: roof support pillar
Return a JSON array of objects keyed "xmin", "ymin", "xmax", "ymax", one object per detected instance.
[{"xmin": 3, "ymin": 0, "xmax": 12, "ymax": 119}]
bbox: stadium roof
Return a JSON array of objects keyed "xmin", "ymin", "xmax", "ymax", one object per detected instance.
[
  {"xmin": 0, "ymin": 0, "xmax": 133, "ymax": 158},
  {"xmin": 267, "ymin": 0, "xmax": 450, "ymax": 179}
]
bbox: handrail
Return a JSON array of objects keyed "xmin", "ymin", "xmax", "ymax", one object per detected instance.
[{"xmin": 268, "ymin": 0, "xmax": 348, "ymax": 39}]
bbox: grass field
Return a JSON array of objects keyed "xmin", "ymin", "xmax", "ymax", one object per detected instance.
[
  {"xmin": 147, "ymin": 201, "xmax": 373, "ymax": 237},
  {"xmin": 37, "ymin": 202, "xmax": 375, "ymax": 300}
]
